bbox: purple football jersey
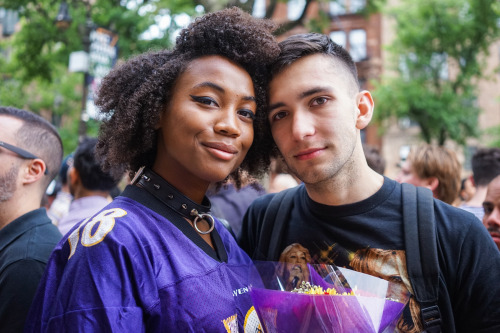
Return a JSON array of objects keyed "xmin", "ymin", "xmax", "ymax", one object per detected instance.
[{"xmin": 25, "ymin": 195, "xmax": 262, "ymax": 332}]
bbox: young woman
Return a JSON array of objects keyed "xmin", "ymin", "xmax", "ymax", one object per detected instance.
[{"xmin": 25, "ymin": 8, "xmax": 279, "ymax": 332}]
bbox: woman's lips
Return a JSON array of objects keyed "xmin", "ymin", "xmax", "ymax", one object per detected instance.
[{"xmin": 203, "ymin": 142, "xmax": 238, "ymax": 161}]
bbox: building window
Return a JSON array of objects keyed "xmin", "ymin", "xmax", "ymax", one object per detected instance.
[
  {"xmin": 350, "ymin": 0, "xmax": 366, "ymax": 13},
  {"xmin": 330, "ymin": 29, "xmax": 367, "ymax": 62},
  {"xmin": 329, "ymin": 0, "xmax": 346, "ymax": 16},
  {"xmin": 329, "ymin": 30, "xmax": 347, "ymax": 48},
  {"xmin": 252, "ymin": 0, "xmax": 266, "ymax": 18},
  {"xmin": 349, "ymin": 29, "xmax": 367, "ymax": 61},
  {"xmin": 288, "ymin": 0, "xmax": 306, "ymax": 20}
]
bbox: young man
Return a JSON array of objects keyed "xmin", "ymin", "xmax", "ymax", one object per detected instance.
[
  {"xmin": 57, "ymin": 137, "xmax": 118, "ymax": 236},
  {"xmin": 395, "ymin": 144, "xmax": 461, "ymax": 205},
  {"xmin": 239, "ymin": 33, "xmax": 500, "ymax": 332},
  {"xmin": 483, "ymin": 174, "xmax": 500, "ymax": 251},
  {"xmin": 0, "ymin": 106, "xmax": 63, "ymax": 332}
]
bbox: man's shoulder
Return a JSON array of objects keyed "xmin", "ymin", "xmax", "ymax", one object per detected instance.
[
  {"xmin": 0, "ymin": 227, "xmax": 60, "ymax": 275},
  {"xmin": 247, "ymin": 186, "xmax": 302, "ymax": 215}
]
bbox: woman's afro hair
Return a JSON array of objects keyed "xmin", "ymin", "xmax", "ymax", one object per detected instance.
[{"xmin": 95, "ymin": 7, "xmax": 280, "ymax": 187}]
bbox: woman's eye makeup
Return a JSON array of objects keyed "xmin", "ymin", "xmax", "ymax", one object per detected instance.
[
  {"xmin": 238, "ymin": 109, "xmax": 256, "ymax": 120},
  {"xmin": 190, "ymin": 95, "xmax": 218, "ymax": 107}
]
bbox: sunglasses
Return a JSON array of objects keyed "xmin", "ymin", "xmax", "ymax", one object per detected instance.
[{"xmin": 0, "ymin": 141, "xmax": 48, "ymax": 175}]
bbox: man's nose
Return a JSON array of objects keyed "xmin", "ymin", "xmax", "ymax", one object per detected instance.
[{"xmin": 291, "ymin": 110, "xmax": 315, "ymax": 140}]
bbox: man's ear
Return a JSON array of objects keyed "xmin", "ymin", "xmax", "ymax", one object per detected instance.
[
  {"xmin": 69, "ymin": 166, "xmax": 79, "ymax": 187},
  {"xmin": 469, "ymin": 174, "xmax": 475, "ymax": 187},
  {"xmin": 355, "ymin": 90, "xmax": 374, "ymax": 130},
  {"xmin": 22, "ymin": 159, "xmax": 46, "ymax": 185},
  {"xmin": 426, "ymin": 177, "xmax": 440, "ymax": 192}
]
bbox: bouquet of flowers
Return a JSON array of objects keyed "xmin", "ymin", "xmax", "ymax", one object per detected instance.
[{"xmin": 249, "ymin": 261, "xmax": 408, "ymax": 333}]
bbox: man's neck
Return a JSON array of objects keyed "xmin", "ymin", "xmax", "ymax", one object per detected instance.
[
  {"xmin": 465, "ymin": 186, "xmax": 487, "ymax": 207},
  {"xmin": 304, "ymin": 167, "xmax": 384, "ymax": 206},
  {"xmin": 73, "ymin": 187, "xmax": 110, "ymax": 200},
  {"xmin": 0, "ymin": 201, "xmax": 39, "ymax": 231}
]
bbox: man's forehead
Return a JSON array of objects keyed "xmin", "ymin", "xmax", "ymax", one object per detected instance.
[
  {"xmin": 486, "ymin": 179, "xmax": 500, "ymax": 201},
  {"xmin": 0, "ymin": 116, "xmax": 22, "ymax": 139},
  {"xmin": 269, "ymin": 54, "xmax": 358, "ymax": 94}
]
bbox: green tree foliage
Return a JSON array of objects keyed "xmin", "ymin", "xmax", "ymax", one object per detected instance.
[
  {"xmin": 372, "ymin": 0, "xmax": 500, "ymax": 145},
  {"xmin": 0, "ymin": 0, "xmax": 381, "ymax": 153},
  {"xmin": 0, "ymin": 0, "xmax": 195, "ymax": 153}
]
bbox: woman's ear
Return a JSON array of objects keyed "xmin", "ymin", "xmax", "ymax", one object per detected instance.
[{"xmin": 355, "ymin": 90, "xmax": 374, "ymax": 130}]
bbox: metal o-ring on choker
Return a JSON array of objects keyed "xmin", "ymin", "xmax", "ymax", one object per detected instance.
[{"xmin": 191, "ymin": 210, "xmax": 215, "ymax": 234}]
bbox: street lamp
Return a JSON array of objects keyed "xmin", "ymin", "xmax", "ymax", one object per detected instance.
[{"xmin": 55, "ymin": 0, "xmax": 92, "ymax": 142}]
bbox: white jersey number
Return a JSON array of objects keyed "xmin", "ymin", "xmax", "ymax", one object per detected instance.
[{"xmin": 67, "ymin": 208, "xmax": 127, "ymax": 259}]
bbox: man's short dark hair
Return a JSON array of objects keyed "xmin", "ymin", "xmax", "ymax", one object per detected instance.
[
  {"xmin": 270, "ymin": 33, "xmax": 360, "ymax": 93},
  {"xmin": 471, "ymin": 148, "xmax": 500, "ymax": 186},
  {"xmin": 73, "ymin": 137, "xmax": 119, "ymax": 192},
  {"xmin": 0, "ymin": 106, "xmax": 63, "ymax": 189}
]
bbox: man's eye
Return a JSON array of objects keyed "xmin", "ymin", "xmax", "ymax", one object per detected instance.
[
  {"xmin": 190, "ymin": 95, "xmax": 218, "ymax": 107},
  {"xmin": 483, "ymin": 204, "xmax": 493, "ymax": 215},
  {"xmin": 311, "ymin": 97, "xmax": 328, "ymax": 106},
  {"xmin": 238, "ymin": 109, "xmax": 255, "ymax": 120},
  {"xmin": 271, "ymin": 111, "xmax": 287, "ymax": 122}
]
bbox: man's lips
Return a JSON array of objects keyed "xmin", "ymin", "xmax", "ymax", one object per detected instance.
[
  {"xmin": 294, "ymin": 147, "xmax": 325, "ymax": 161},
  {"xmin": 488, "ymin": 229, "xmax": 500, "ymax": 240},
  {"xmin": 203, "ymin": 142, "xmax": 238, "ymax": 160}
]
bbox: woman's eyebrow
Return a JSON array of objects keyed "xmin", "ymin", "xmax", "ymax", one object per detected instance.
[
  {"xmin": 194, "ymin": 81, "xmax": 256, "ymax": 102},
  {"xmin": 193, "ymin": 81, "xmax": 225, "ymax": 93}
]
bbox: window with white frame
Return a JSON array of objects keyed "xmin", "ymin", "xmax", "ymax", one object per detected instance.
[
  {"xmin": 350, "ymin": 0, "xmax": 366, "ymax": 13},
  {"xmin": 349, "ymin": 29, "xmax": 367, "ymax": 61},
  {"xmin": 288, "ymin": 0, "xmax": 306, "ymax": 20},
  {"xmin": 329, "ymin": 30, "xmax": 347, "ymax": 49},
  {"xmin": 329, "ymin": 0, "xmax": 346, "ymax": 16}
]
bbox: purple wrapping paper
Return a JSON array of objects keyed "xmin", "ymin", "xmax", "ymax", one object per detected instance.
[{"xmin": 249, "ymin": 263, "xmax": 407, "ymax": 333}]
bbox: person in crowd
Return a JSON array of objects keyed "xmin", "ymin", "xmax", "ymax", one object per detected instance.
[
  {"xmin": 46, "ymin": 154, "xmax": 73, "ymax": 225},
  {"xmin": 0, "ymin": 106, "xmax": 63, "ymax": 332},
  {"xmin": 57, "ymin": 137, "xmax": 118, "ymax": 235},
  {"xmin": 267, "ymin": 157, "xmax": 299, "ymax": 193},
  {"xmin": 395, "ymin": 144, "xmax": 461, "ymax": 205},
  {"xmin": 207, "ymin": 180, "xmax": 266, "ymax": 238},
  {"xmin": 482, "ymin": 174, "xmax": 500, "ymax": 251},
  {"xmin": 25, "ymin": 8, "xmax": 279, "ymax": 332},
  {"xmin": 458, "ymin": 176, "xmax": 475, "ymax": 203},
  {"xmin": 239, "ymin": 33, "xmax": 500, "ymax": 332},
  {"xmin": 363, "ymin": 143, "xmax": 386, "ymax": 175},
  {"xmin": 460, "ymin": 147, "xmax": 500, "ymax": 220}
]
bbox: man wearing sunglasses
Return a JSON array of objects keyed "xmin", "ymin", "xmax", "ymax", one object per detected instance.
[{"xmin": 0, "ymin": 106, "xmax": 63, "ymax": 332}]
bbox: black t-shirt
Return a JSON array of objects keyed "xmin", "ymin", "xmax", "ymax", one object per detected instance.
[{"xmin": 239, "ymin": 177, "xmax": 500, "ymax": 333}]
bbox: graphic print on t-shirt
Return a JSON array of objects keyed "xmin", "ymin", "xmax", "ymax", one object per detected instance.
[{"xmin": 277, "ymin": 242, "xmax": 422, "ymax": 333}]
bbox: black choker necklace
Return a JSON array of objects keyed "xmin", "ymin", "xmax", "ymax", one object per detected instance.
[{"xmin": 132, "ymin": 167, "xmax": 215, "ymax": 234}]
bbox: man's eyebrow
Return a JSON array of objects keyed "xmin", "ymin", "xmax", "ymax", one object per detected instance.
[
  {"xmin": 268, "ymin": 102, "xmax": 286, "ymax": 113},
  {"xmin": 299, "ymin": 86, "xmax": 332, "ymax": 99},
  {"xmin": 268, "ymin": 86, "xmax": 333, "ymax": 113},
  {"xmin": 193, "ymin": 82, "xmax": 256, "ymax": 102}
]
